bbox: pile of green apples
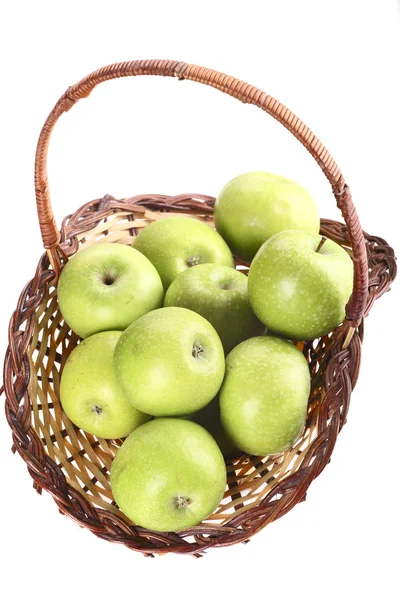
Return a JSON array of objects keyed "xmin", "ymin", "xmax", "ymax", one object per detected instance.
[{"xmin": 58, "ymin": 172, "xmax": 353, "ymax": 533}]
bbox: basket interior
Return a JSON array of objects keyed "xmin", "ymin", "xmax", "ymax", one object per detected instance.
[{"xmin": 27, "ymin": 207, "xmax": 339, "ymax": 534}]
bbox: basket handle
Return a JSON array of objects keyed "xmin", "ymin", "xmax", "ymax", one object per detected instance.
[{"xmin": 34, "ymin": 59, "xmax": 368, "ymax": 326}]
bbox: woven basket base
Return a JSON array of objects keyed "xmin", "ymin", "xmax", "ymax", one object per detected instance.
[{"xmin": 3, "ymin": 193, "xmax": 396, "ymax": 556}]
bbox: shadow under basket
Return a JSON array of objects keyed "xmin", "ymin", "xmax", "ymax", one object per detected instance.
[{"xmin": 2, "ymin": 60, "xmax": 397, "ymax": 557}]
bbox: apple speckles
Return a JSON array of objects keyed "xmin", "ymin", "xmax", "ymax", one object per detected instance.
[
  {"xmin": 164, "ymin": 264, "xmax": 264, "ymax": 354},
  {"xmin": 241, "ymin": 398, "xmax": 260, "ymax": 421},
  {"xmin": 248, "ymin": 230, "xmax": 353, "ymax": 340},
  {"xmin": 113, "ymin": 307, "xmax": 225, "ymax": 416},
  {"xmin": 110, "ymin": 419, "xmax": 226, "ymax": 532},
  {"xmin": 220, "ymin": 336, "xmax": 310, "ymax": 456},
  {"xmin": 133, "ymin": 217, "xmax": 234, "ymax": 290},
  {"xmin": 60, "ymin": 331, "xmax": 150, "ymax": 438},
  {"xmin": 57, "ymin": 243, "xmax": 164, "ymax": 338},
  {"xmin": 215, "ymin": 172, "xmax": 319, "ymax": 262}
]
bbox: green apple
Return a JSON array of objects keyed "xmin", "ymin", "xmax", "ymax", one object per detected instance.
[
  {"xmin": 183, "ymin": 396, "xmax": 239, "ymax": 458},
  {"xmin": 215, "ymin": 172, "xmax": 320, "ymax": 262},
  {"xmin": 164, "ymin": 263, "xmax": 265, "ymax": 354},
  {"xmin": 57, "ymin": 243, "xmax": 164, "ymax": 338},
  {"xmin": 114, "ymin": 307, "xmax": 225, "ymax": 416},
  {"xmin": 248, "ymin": 230, "xmax": 354, "ymax": 340},
  {"xmin": 133, "ymin": 216, "xmax": 234, "ymax": 290},
  {"xmin": 110, "ymin": 418, "xmax": 227, "ymax": 532},
  {"xmin": 220, "ymin": 336, "xmax": 310, "ymax": 456},
  {"xmin": 60, "ymin": 331, "xmax": 150, "ymax": 439}
]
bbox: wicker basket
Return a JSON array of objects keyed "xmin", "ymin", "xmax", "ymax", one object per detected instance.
[{"xmin": 2, "ymin": 60, "xmax": 396, "ymax": 557}]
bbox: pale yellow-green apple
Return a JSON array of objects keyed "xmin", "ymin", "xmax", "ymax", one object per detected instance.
[
  {"xmin": 164, "ymin": 264, "xmax": 265, "ymax": 354},
  {"xmin": 110, "ymin": 418, "xmax": 227, "ymax": 532},
  {"xmin": 114, "ymin": 307, "xmax": 225, "ymax": 416},
  {"xmin": 57, "ymin": 243, "xmax": 163, "ymax": 338},
  {"xmin": 60, "ymin": 331, "xmax": 150, "ymax": 439},
  {"xmin": 220, "ymin": 336, "xmax": 310, "ymax": 456},
  {"xmin": 248, "ymin": 230, "xmax": 354, "ymax": 340},
  {"xmin": 214, "ymin": 172, "xmax": 320, "ymax": 261},
  {"xmin": 133, "ymin": 216, "xmax": 234, "ymax": 290}
]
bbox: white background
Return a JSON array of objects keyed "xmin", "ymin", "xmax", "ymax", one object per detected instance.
[{"xmin": 1, "ymin": 1, "xmax": 399, "ymax": 598}]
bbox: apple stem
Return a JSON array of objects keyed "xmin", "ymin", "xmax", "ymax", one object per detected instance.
[
  {"xmin": 315, "ymin": 236, "xmax": 328, "ymax": 253},
  {"xmin": 92, "ymin": 405, "xmax": 103, "ymax": 415}
]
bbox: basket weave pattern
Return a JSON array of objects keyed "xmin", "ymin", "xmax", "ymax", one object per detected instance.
[
  {"xmin": 3, "ymin": 193, "xmax": 395, "ymax": 555},
  {"xmin": 2, "ymin": 61, "xmax": 397, "ymax": 555}
]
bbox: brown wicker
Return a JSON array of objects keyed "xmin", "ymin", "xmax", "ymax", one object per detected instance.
[{"xmin": 2, "ymin": 60, "xmax": 396, "ymax": 557}]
